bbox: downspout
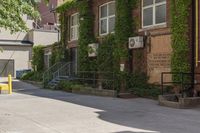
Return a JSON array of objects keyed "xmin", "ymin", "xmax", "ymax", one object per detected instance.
[
  {"xmin": 191, "ymin": 0, "xmax": 195, "ymax": 90},
  {"xmin": 192, "ymin": 0, "xmax": 198, "ymax": 92},
  {"xmin": 195, "ymin": 0, "xmax": 199, "ymax": 67}
]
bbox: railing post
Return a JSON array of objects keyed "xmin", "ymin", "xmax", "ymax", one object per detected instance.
[
  {"xmin": 58, "ymin": 69, "xmax": 60, "ymax": 78},
  {"xmin": 43, "ymin": 73, "xmax": 45, "ymax": 88},
  {"xmin": 112, "ymin": 72, "xmax": 114, "ymax": 90},
  {"xmin": 161, "ymin": 72, "xmax": 164, "ymax": 95},
  {"xmin": 181, "ymin": 72, "xmax": 184, "ymax": 97},
  {"xmin": 93, "ymin": 72, "xmax": 96, "ymax": 87},
  {"xmin": 70, "ymin": 62, "xmax": 72, "ymax": 76}
]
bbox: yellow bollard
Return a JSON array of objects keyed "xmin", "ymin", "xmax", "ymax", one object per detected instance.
[{"xmin": 8, "ymin": 74, "xmax": 12, "ymax": 94}]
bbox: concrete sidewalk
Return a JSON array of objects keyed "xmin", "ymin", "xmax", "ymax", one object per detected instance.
[{"xmin": 0, "ymin": 79, "xmax": 200, "ymax": 133}]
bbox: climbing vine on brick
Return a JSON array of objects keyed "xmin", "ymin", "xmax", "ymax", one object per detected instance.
[
  {"xmin": 56, "ymin": 0, "xmax": 78, "ymax": 13},
  {"xmin": 114, "ymin": 0, "xmax": 134, "ymax": 61},
  {"xmin": 171, "ymin": 0, "xmax": 191, "ymax": 82},
  {"xmin": 77, "ymin": 1, "xmax": 96, "ymax": 71}
]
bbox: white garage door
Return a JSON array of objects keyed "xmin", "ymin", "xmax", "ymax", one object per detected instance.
[{"xmin": 0, "ymin": 60, "xmax": 14, "ymax": 77}]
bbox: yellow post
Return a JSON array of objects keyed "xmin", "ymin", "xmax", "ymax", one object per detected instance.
[{"xmin": 8, "ymin": 74, "xmax": 12, "ymax": 94}]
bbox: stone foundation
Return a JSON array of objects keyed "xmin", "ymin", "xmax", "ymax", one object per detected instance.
[{"xmin": 159, "ymin": 94, "xmax": 200, "ymax": 109}]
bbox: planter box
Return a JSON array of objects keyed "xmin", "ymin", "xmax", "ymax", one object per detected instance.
[
  {"xmin": 22, "ymin": 80, "xmax": 43, "ymax": 88},
  {"xmin": 159, "ymin": 94, "xmax": 200, "ymax": 109},
  {"xmin": 72, "ymin": 87, "xmax": 117, "ymax": 97}
]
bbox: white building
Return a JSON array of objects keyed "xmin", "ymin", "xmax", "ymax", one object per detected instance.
[{"xmin": 0, "ymin": 15, "xmax": 59, "ymax": 77}]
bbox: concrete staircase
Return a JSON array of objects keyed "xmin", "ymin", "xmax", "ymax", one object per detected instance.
[{"xmin": 43, "ymin": 62, "xmax": 74, "ymax": 88}]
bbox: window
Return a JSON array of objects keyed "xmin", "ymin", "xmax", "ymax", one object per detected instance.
[
  {"xmin": 70, "ymin": 13, "xmax": 79, "ymax": 41},
  {"xmin": 99, "ymin": 1, "xmax": 115, "ymax": 35},
  {"xmin": 44, "ymin": 51, "xmax": 52, "ymax": 68},
  {"xmin": 142, "ymin": 0, "xmax": 166, "ymax": 28}
]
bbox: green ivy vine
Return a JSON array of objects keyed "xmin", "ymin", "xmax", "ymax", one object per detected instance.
[
  {"xmin": 77, "ymin": 1, "xmax": 96, "ymax": 71},
  {"xmin": 170, "ymin": 0, "xmax": 191, "ymax": 82},
  {"xmin": 56, "ymin": 0, "xmax": 147, "ymax": 92},
  {"xmin": 114, "ymin": 0, "xmax": 135, "ymax": 63},
  {"xmin": 56, "ymin": 0, "xmax": 78, "ymax": 13}
]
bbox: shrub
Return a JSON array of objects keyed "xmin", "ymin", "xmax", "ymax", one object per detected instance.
[
  {"xmin": 21, "ymin": 71, "xmax": 43, "ymax": 82},
  {"xmin": 126, "ymin": 73, "xmax": 161, "ymax": 98},
  {"xmin": 57, "ymin": 80, "xmax": 74, "ymax": 92},
  {"xmin": 71, "ymin": 84, "xmax": 84, "ymax": 91}
]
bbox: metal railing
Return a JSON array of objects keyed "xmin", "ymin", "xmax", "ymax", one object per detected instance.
[
  {"xmin": 43, "ymin": 62, "xmax": 68, "ymax": 87},
  {"xmin": 72, "ymin": 71, "xmax": 116, "ymax": 90},
  {"xmin": 52, "ymin": 62, "xmax": 72, "ymax": 79},
  {"xmin": 161, "ymin": 72, "xmax": 200, "ymax": 97}
]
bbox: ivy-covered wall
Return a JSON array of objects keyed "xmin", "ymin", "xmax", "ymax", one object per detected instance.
[
  {"xmin": 114, "ymin": 0, "xmax": 134, "ymax": 67},
  {"xmin": 77, "ymin": 0, "xmax": 96, "ymax": 71},
  {"xmin": 170, "ymin": 0, "xmax": 192, "ymax": 82},
  {"xmin": 32, "ymin": 45, "xmax": 44, "ymax": 72},
  {"xmin": 56, "ymin": 0, "xmax": 193, "ymax": 90}
]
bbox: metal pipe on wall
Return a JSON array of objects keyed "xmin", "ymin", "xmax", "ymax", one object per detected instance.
[{"xmin": 195, "ymin": 0, "xmax": 199, "ymax": 67}]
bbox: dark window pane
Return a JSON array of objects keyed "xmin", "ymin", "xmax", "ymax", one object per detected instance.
[
  {"xmin": 101, "ymin": 5, "xmax": 107, "ymax": 18},
  {"xmin": 143, "ymin": 0, "xmax": 153, "ymax": 7},
  {"xmin": 143, "ymin": 8, "xmax": 153, "ymax": 26},
  {"xmin": 156, "ymin": 0, "xmax": 166, "ymax": 3},
  {"xmin": 100, "ymin": 19, "xmax": 107, "ymax": 34},
  {"xmin": 156, "ymin": 4, "xmax": 166, "ymax": 24},
  {"xmin": 109, "ymin": 17, "xmax": 115, "ymax": 32},
  {"xmin": 109, "ymin": 2, "xmax": 115, "ymax": 16}
]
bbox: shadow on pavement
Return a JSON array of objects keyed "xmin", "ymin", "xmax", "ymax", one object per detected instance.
[{"xmin": 11, "ymin": 80, "xmax": 194, "ymax": 133}]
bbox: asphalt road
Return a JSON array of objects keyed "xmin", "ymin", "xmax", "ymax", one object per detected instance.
[{"xmin": 0, "ymin": 79, "xmax": 200, "ymax": 133}]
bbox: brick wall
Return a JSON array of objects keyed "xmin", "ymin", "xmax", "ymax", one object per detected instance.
[
  {"xmin": 37, "ymin": 0, "xmax": 58, "ymax": 26},
  {"xmin": 65, "ymin": 0, "xmax": 173, "ymax": 84}
]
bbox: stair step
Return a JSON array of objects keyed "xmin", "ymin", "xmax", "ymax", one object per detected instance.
[{"xmin": 59, "ymin": 76, "xmax": 70, "ymax": 79}]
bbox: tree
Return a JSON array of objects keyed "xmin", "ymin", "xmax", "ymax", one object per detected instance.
[{"xmin": 0, "ymin": 0, "xmax": 40, "ymax": 33}]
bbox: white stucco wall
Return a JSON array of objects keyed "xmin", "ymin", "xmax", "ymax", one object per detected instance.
[
  {"xmin": 0, "ymin": 15, "xmax": 34, "ymax": 41},
  {"xmin": 29, "ymin": 29, "xmax": 59, "ymax": 46},
  {"xmin": 0, "ymin": 29, "xmax": 28, "ymax": 41},
  {"xmin": 0, "ymin": 45, "xmax": 32, "ymax": 76}
]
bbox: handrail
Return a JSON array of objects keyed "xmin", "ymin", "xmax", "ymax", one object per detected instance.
[
  {"xmin": 43, "ymin": 62, "xmax": 64, "ymax": 74},
  {"xmin": 52, "ymin": 62, "xmax": 72, "ymax": 79},
  {"xmin": 43, "ymin": 62, "xmax": 66, "ymax": 87},
  {"xmin": 161, "ymin": 72, "xmax": 200, "ymax": 97}
]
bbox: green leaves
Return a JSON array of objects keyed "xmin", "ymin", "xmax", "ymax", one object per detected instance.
[
  {"xmin": 171, "ymin": 0, "xmax": 191, "ymax": 82},
  {"xmin": 32, "ymin": 45, "xmax": 44, "ymax": 72},
  {"xmin": 56, "ymin": 0, "xmax": 78, "ymax": 13},
  {"xmin": 0, "ymin": 0, "xmax": 39, "ymax": 33},
  {"xmin": 78, "ymin": 1, "xmax": 95, "ymax": 71}
]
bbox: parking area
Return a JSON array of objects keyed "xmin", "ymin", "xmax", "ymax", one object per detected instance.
[{"xmin": 0, "ymin": 79, "xmax": 200, "ymax": 133}]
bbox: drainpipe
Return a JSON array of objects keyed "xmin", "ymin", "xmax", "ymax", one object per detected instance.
[
  {"xmin": 191, "ymin": 0, "xmax": 195, "ymax": 90},
  {"xmin": 195, "ymin": 0, "xmax": 199, "ymax": 67},
  {"xmin": 192, "ymin": 0, "xmax": 199, "ymax": 94}
]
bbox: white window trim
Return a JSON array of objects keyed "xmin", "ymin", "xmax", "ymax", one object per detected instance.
[
  {"xmin": 99, "ymin": 1, "xmax": 115, "ymax": 36},
  {"xmin": 142, "ymin": 0, "xmax": 167, "ymax": 29},
  {"xmin": 44, "ymin": 51, "xmax": 52, "ymax": 68},
  {"xmin": 70, "ymin": 13, "xmax": 79, "ymax": 41}
]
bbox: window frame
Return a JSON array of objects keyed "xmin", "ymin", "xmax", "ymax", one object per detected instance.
[
  {"xmin": 99, "ymin": 1, "xmax": 115, "ymax": 36},
  {"xmin": 142, "ymin": 0, "xmax": 166, "ymax": 28},
  {"xmin": 70, "ymin": 13, "xmax": 79, "ymax": 41}
]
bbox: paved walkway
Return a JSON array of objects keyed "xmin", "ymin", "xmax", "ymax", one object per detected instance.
[{"xmin": 0, "ymin": 79, "xmax": 200, "ymax": 133}]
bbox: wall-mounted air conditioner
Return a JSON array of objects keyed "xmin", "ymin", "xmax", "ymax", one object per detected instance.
[
  {"xmin": 88, "ymin": 43, "xmax": 98, "ymax": 57},
  {"xmin": 129, "ymin": 36, "xmax": 144, "ymax": 49}
]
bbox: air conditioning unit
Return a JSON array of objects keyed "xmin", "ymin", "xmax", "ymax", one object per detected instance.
[
  {"xmin": 88, "ymin": 43, "xmax": 98, "ymax": 57},
  {"xmin": 129, "ymin": 36, "xmax": 144, "ymax": 49}
]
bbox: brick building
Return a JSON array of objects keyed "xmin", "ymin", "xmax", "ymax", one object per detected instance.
[
  {"xmin": 36, "ymin": 0, "xmax": 64, "ymax": 28},
  {"xmin": 54, "ymin": 0, "xmax": 200, "ymax": 94},
  {"xmin": 58, "ymin": 0, "xmax": 172, "ymax": 84}
]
